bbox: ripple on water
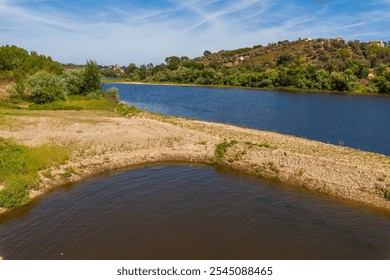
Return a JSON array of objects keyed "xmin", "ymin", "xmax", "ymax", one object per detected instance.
[{"xmin": 0, "ymin": 164, "xmax": 390, "ymax": 260}]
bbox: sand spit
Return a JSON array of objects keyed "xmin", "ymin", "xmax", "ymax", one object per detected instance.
[{"xmin": 0, "ymin": 109, "xmax": 389, "ymax": 215}]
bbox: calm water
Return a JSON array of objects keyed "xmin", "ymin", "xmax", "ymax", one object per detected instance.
[
  {"xmin": 103, "ymin": 83, "xmax": 390, "ymax": 155},
  {"xmin": 1, "ymin": 165, "xmax": 389, "ymax": 260}
]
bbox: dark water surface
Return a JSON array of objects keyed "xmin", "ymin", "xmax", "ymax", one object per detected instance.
[
  {"xmin": 103, "ymin": 83, "xmax": 390, "ymax": 155},
  {"xmin": 1, "ymin": 165, "xmax": 389, "ymax": 260}
]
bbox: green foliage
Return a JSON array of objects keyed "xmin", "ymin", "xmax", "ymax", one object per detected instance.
[
  {"xmin": 113, "ymin": 38, "xmax": 390, "ymax": 94},
  {"xmin": 213, "ymin": 140, "xmax": 238, "ymax": 164},
  {"xmin": 106, "ymin": 87, "xmax": 120, "ymax": 103},
  {"xmin": 244, "ymin": 141, "xmax": 271, "ymax": 148},
  {"xmin": 369, "ymin": 76, "xmax": 390, "ymax": 93},
  {"xmin": 165, "ymin": 56, "xmax": 182, "ymax": 70},
  {"xmin": 385, "ymin": 186, "xmax": 390, "ymax": 200},
  {"xmin": 0, "ymin": 45, "xmax": 63, "ymax": 93},
  {"xmin": 63, "ymin": 69, "xmax": 84, "ymax": 95},
  {"xmin": 222, "ymin": 48, "xmax": 251, "ymax": 57},
  {"xmin": 0, "ymin": 138, "xmax": 69, "ymax": 208},
  {"xmin": 80, "ymin": 60, "xmax": 102, "ymax": 94},
  {"xmin": 0, "ymin": 45, "xmax": 29, "ymax": 71},
  {"xmin": 28, "ymin": 95, "xmax": 140, "ymax": 115},
  {"xmin": 85, "ymin": 89, "xmax": 105, "ymax": 99},
  {"xmin": 26, "ymin": 71, "xmax": 68, "ymax": 104}
]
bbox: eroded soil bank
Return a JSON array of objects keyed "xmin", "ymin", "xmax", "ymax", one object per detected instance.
[{"xmin": 0, "ymin": 109, "xmax": 389, "ymax": 215}]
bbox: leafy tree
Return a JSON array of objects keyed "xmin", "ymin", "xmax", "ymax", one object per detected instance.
[
  {"xmin": 277, "ymin": 55, "xmax": 295, "ymax": 66},
  {"xmin": 80, "ymin": 60, "xmax": 101, "ymax": 94},
  {"xmin": 369, "ymin": 76, "xmax": 390, "ymax": 93},
  {"xmin": 344, "ymin": 59, "xmax": 369, "ymax": 79},
  {"xmin": 203, "ymin": 50, "xmax": 212, "ymax": 56},
  {"xmin": 338, "ymin": 48, "xmax": 352, "ymax": 61},
  {"xmin": 165, "ymin": 56, "xmax": 181, "ymax": 70}
]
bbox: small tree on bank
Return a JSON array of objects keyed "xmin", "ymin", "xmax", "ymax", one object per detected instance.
[{"xmin": 81, "ymin": 60, "xmax": 101, "ymax": 94}]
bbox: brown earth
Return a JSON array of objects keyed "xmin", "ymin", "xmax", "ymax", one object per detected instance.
[
  {"xmin": 0, "ymin": 109, "xmax": 390, "ymax": 215},
  {"xmin": 0, "ymin": 83, "xmax": 11, "ymax": 100}
]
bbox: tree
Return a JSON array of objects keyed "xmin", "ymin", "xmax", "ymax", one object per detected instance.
[
  {"xmin": 165, "ymin": 56, "xmax": 181, "ymax": 70},
  {"xmin": 338, "ymin": 48, "xmax": 352, "ymax": 61},
  {"xmin": 203, "ymin": 50, "xmax": 212, "ymax": 56},
  {"xmin": 81, "ymin": 60, "xmax": 101, "ymax": 94},
  {"xmin": 344, "ymin": 59, "xmax": 369, "ymax": 79}
]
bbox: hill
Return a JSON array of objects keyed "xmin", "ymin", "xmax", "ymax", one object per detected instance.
[{"xmin": 118, "ymin": 38, "xmax": 390, "ymax": 94}]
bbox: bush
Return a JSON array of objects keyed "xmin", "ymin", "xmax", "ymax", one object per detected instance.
[
  {"xmin": 26, "ymin": 71, "xmax": 67, "ymax": 104},
  {"xmin": 86, "ymin": 89, "xmax": 105, "ymax": 99},
  {"xmin": 63, "ymin": 69, "xmax": 84, "ymax": 95},
  {"xmin": 106, "ymin": 87, "xmax": 120, "ymax": 103}
]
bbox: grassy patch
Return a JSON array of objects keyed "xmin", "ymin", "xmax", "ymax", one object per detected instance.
[
  {"xmin": 244, "ymin": 141, "xmax": 272, "ymax": 148},
  {"xmin": 213, "ymin": 140, "xmax": 238, "ymax": 164},
  {"xmin": 385, "ymin": 185, "xmax": 390, "ymax": 200},
  {"xmin": 0, "ymin": 138, "xmax": 69, "ymax": 208},
  {"xmin": 0, "ymin": 98, "xmax": 29, "ymax": 110},
  {"xmin": 28, "ymin": 96, "xmax": 140, "ymax": 116},
  {"xmin": 267, "ymin": 161, "xmax": 280, "ymax": 173},
  {"xmin": 60, "ymin": 166, "xmax": 76, "ymax": 179},
  {"xmin": 0, "ymin": 95, "xmax": 140, "ymax": 116}
]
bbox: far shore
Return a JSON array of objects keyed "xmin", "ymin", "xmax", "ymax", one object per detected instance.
[
  {"xmin": 102, "ymin": 80, "xmax": 390, "ymax": 97},
  {"xmin": 1, "ymin": 108, "xmax": 390, "ymax": 216}
]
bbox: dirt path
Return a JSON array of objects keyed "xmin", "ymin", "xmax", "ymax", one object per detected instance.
[{"xmin": 1, "ymin": 109, "xmax": 390, "ymax": 214}]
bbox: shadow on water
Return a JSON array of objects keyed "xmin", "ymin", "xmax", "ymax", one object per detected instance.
[{"xmin": 1, "ymin": 163, "xmax": 390, "ymax": 260}]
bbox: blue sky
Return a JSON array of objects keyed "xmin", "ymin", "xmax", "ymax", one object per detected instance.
[{"xmin": 0, "ymin": 0, "xmax": 389, "ymax": 65}]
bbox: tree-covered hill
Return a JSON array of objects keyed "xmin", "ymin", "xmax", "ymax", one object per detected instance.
[{"xmin": 118, "ymin": 38, "xmax": 390, "ymax": 94}]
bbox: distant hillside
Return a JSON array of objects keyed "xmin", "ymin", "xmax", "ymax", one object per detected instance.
[
  {"xmin": 194, "ymin": 38, "xmax": 390, "ymax": 69},
  {"xmin": 117, "ymin": 38, "xmax": 390, "ymax": 94}
]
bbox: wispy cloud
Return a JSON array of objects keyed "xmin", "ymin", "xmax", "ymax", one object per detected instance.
[{"xmin": 0, "ymin": 0, "xmax": 389, "ymax": 65}]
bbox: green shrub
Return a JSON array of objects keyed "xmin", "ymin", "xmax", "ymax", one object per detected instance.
[
  {"xmin": 86, "ymin": 89, "xmax": 105, "ymax": 99},
  {"xmin": 106, "ymin": 87, "xmax": 120, "ymax": 103},
  {"xmin": 26, "ymin": 70, "xmax": 67, "ymax": 104},
  {"xmin": 63, "ymin": 69, "xmax": 84, "ymax": 95}
]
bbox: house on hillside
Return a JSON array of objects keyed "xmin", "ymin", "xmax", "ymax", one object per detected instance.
[{"xmin": 370, "ymin": 40, "xmax": 386, "ymax": 47}]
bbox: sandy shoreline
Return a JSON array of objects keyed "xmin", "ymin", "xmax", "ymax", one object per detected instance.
[{"xmin": 0, "ymin": 109, "xmax": 390, "ymax": 215}]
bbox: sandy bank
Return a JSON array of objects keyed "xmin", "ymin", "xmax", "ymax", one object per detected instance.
[{"xmin": 0, "ymin": 109, "xmax": 389, "ymax": 215}]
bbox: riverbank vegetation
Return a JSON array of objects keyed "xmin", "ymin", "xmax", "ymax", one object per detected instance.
[
  {"xmin": 0, "ymin": 139, "xmax": 69, "ymax": 208},
  {"xmin": 0, "ymin": 45, "xmax": 121, "ymax": 105},
  {"xmin": 0, "ymin": 45, "xmax": 140, "ymax": 208},
  {"xmin": 107, "ymin": 38, "xmax": 390, "ymax": 94}
]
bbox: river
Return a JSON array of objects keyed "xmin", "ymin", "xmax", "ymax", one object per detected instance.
[{"xmin": 1, "ymin": 165, "xmax": 389, "ymax": 259}]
